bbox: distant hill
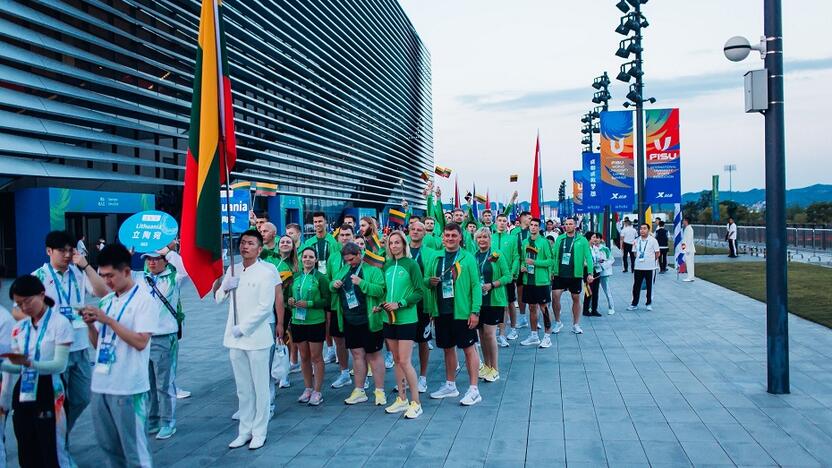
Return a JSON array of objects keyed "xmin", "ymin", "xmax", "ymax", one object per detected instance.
[{"xmin": 681, "ymin": 184, "xmax": 832, "ymax": 208}]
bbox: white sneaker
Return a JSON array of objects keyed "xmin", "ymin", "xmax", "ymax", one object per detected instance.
[
  {"xmin": 497, "ymin": 335, "xmax": 510, "ymax": 348},
  {"xmin": 427, "ymin": 340, "xmax": 434, "ymax": 350},
  {"xmin": 384, "ymin": 352, "xmax": 394, "ymax": 369},
  {"xmin": 323, "ymin": 347, "xmax": 336, "ymax": 364},
  {"xmin": 683, "ymin": 278, "xmax": 694, "ymax": 282},
  {"xmin": 418, "ymin": 376, "xmax": 427, "ymax": 393},
  {"xmin": 520, "ymin": 334, "xmax": 540, "ymax": 346},
  {"xmin": 626, "ymin": 305, "xmax": 638, "ymax": 311},
  {"xmin": 506, "ymin": 328, "xmax": 519, "ymax": 340},
  {"xmin": 331, "ymin": 371, "xmax": 352, "ymax": 389},
  {"xmin": 517, "ymin": 315, "xmax": 529, "ymax": 329},
  {"xmin": 460, "ymin": 387, "xmax": 482, "ymax": 406},
  {"xmin": 278, "ymin": 377, "xmax": 290, "ymax": 389},
  {"xmin": 608, "ymin": 308, "xmax": 616, "ymax": 315},
  {"xmin": 553, "ymin": 322, "xmax": 564, "ymax": 334},
  {"xmin": 289, "ymin": 362, "xmax": 301, "ymax": 374},
  {"xmin": 572, "ymin": 324, "xmax": 583, "ymax": 334},
  {"xmin": 539, "ymin": 334, "xmax": 552, "ymax": 348},
  {"xmin": 430, "ymin": 383, "xmax": 459, "ymax": 399},
  {"xmin": 175, "ymin": 389, "xmax": 191, "ymax": 399},
  {"xmin": 646, "ymin": 305, "xmax": 653, "ymax": 311}
]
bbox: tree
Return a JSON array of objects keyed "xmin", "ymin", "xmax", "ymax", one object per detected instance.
[{"xmin": 806, "ymin": 202, "xmax": 832, "ymax": 223}]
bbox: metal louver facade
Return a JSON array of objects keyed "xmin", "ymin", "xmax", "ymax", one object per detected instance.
[{"xmin": 0, "ymin": 0, "xmax": 434, "ymax": 213}]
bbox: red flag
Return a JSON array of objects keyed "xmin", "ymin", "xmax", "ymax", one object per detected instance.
[
  {"xmin": 486, "ymin": 190, "xmax": 490, "ymax": 210},
  {"xmin": 454, "ymin": 177, "xmax": 460, "ymax": 209},
  {"xmin": 530, "ymin": 134, "xmax": 541, "ymax": 218}
]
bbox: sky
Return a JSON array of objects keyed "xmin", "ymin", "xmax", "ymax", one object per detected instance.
[{"xmin": 398, "ymin": 0, "xmax": 832, "ymax": 203}]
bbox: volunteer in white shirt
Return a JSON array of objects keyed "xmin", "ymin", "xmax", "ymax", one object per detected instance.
[
  {"xmin": 81, "ymin": 244, "xmax": 157, "ymax": 468},
  {"xmin": 682, "ymin": 217, "xmax": 696, "ymax": 281},
  {"xmin": 726, "ymin": 217, "xmax": 738, "ymax": 258},
  {"xmin": 214, "ymin": 229, "xmax": 280, "ymax": 451},
  {"xmin": 0, "ymin": 284, "xmax": 13, "ymax": 465},
  {"xmin": 28, "ymin": 230, "xmax": 108, "ymax": 436},
  {"xmin": 139, "ymin": 242, "xmax": 188, "ymax": 440},
  {"xmin": 627, "ymin": 224, "xmax": 661, "ymax": 311},
  {"xmin": 619, "ymin": 219, "xmax": 638, "ymax": 273},
  {"xmin": 2, "ymin": 275, "xmax": 74, "ymax": 467}
]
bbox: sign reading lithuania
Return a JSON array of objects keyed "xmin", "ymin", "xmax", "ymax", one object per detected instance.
[
  {"xmin": 644, "ymin": 108, "xmax": 682, "ymax": 204},
  {"xmin": 573, "ymin": 170, "xmax": 584, "ymax": 214},
  {"xmin": 118, "ymin": 211, "xmax": 179, "ymax": 253},
  {"xmin": 582, "ymin": 152, "xmax": 602, "ymax": 213},
  {"xmin": 220, "ymin": 189, "xmax": 251, "ymax": 234},
  {"xmin": 599, "ymin": 111, "xmax": 635, "ymax": 211}
]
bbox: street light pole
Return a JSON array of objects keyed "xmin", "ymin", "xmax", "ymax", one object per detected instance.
[
  {"xmin": 764, "ymin": 0, "xmax": 789, "ymax": 395},
  {"xmin": 634, "ymin": 0, "xmax": 646, "ymax": 222}
]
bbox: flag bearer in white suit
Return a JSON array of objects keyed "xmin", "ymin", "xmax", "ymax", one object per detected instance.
[
  {"xmin": 214, "ymin": 229, "xmax": 281, "ymax": 451},
  {"xmin": 682, "ymin": 217, "xmax": 696, "ymax": 281}
]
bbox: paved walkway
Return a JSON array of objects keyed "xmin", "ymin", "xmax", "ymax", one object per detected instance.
[{"xmin": 1, "ymin": 268, "xmax": 831, "ymax": 467}]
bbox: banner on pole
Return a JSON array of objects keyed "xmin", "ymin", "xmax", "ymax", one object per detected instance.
[
  {"xmin": 599, "ymin": 111, "xmax": 635, "ymax": 211},
  {"xmin": 645, "ymin": 108, "xmax": 681, "ymax": 204},
  {"xmin": 220, "ymin": 189, "xmax": 251, "ymax": 234},
  {"xmin": 712, "ymin": 175, "xmax": 720, "ymax": 222},
  {"xmin": 572, "ymin": 170, "xmax": 584, "ymax": 214},
  {"xmin": 582, "ymin": 152, "xmax": 603, "ymax": 213}
]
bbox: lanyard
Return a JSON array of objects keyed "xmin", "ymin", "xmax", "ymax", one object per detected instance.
[
  {"xmin": 316, "ymin": 240, "xmax": 328, "ymax": 260},
  {"xmin": 101, "ymin": 285, "xmax": 139, "ymax": 343},
  {"xmin": 296, "ymin": 271, "xmax": 313, "ymax": 300},
  {"xmin": 440, "ymin": 251, "xmax": 460, "ymax": 279},
  {"xmin": 637, "ymin": 238, "xmax": 649, "ymax": 256},
  {"xmin": 47, "ymin": 264, "xmax": 80, "ymax": 306},
  {"xmin": 344, "ymin": 264, "xmax": 362, "ymax": 291},
  {"xmin": 412, "ymin": 247, "xmax": 421, "ymax": 264},
  {"xmin": 561, "ymin": 236, "xmax": 576, "ymax": 258},
  {"xmin": 23, "ymin": 307, "xmax": 53, "ymax": 362},
  {"xmin": 478, "ymin": 250, "xmax": 490, "ymax": 276}
]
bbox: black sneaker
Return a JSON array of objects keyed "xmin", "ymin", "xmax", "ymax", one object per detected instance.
[{"xmin": 590, "ymin": 312, "xmax": 603, "ymax": 317}]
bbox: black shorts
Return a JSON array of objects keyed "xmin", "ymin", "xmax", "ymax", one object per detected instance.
[
  {"xmin": 327, "ymin": 310, "xmax": 344, "ymax": 338},
  {"xmin": 506, "ymin": 281, "xmax": 517, "ymax": 303},
  {"xmin": 291, "ymin": 322, "xmax": 326, "ymax": 343},
  {"xmin": 344, "ymin": 322, "xmax": 384, "ymax": 353},
  {"xmin": 522, "ymin": 284, "xmax": 551, "ymax": 305},
  {"xmin": 415, "ymin": 310, "xmax": 433, "ymax": 343},
  {"xmin": 383, "ymin": 322, "xmax": 418, "ymax": 341},
  {"xmin": 434, "ymin": 314, "xmax": 478, "ymax": 349},
  {"xmin": 478, "ymin": 305, "xmax": 504, "ymax": 327},
  {"xmin": 552, "ymin": 276, "xmax": 582, "ymax": 295}
]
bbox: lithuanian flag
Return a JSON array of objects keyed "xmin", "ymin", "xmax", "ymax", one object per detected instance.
[
  {"xmin": 254, "ymin": 182, "xmax": 278, "ymax": 196},
  {"xmin": 434, "ymin": 166, "xmax": 452, "ymax": 178},
  {"xmin": 363, "ymin": 249, "xmax": 385, "ymax": 268},
  {"xmin": 181, "ymin": 0, "xmax": 237, "ymax": 297},
  {"xmin": 388, "ymin": 208, "xmax": 406, "ymax": 226}
]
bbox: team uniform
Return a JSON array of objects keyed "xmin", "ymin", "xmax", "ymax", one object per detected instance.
[
  {"xmin": 551, "ymin": 234, "xmax": 593, "ymax": 296},
  {"xmin": 330, "ymin": 263, "xmax": 385, "ymax": 353},
  {"xmin": 520, "ymin": 234, "xmax": 553, "ymax": 305},
  {"xmin": 423, "ymin": 249, "xmax": 481, "ymax": 349},
  {"xmin": 474, "ymin": 249, "xmax": 511, "ymax": 326},
  {"xmin": 409, "ymin": 244, "xmax": 439, "ymax": 343},
  {"xmin": 492, "ymin": 230, "xmax": 519, "ymax": 304},
  {"xmin": 289, "ymin": 270, "xmax": 330, "ymax": 343},
  {"xmin": 381, "ymin": 257, "xmax": 425, "ymax": 341}
]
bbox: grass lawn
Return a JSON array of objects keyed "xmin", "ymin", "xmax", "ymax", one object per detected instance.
[{"xmin": 697, "ymin": 262, "xmax": 832, "ymax": 329}]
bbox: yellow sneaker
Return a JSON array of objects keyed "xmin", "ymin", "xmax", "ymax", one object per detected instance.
[
  {"xmin": 385, "ymin": 396, "xmax": 409, "ymax": 414},
  {"xmin": 404, "ymin": 401, "xmax": 423, "ymax": 419},
  {"xmin": 374, "ymin": 389, "xmax": 387, "ymax": 406},
  {"xmin": 367, "ymin": 365, "xmax": 373, "ymax": 377},
  {"xmin": 344, "ymin": 388, "xmax": 368, "ymax": 405},
  {"xmin": 485, "ymin": 367, "xmax": 500, "ymax": 383},
  {"xmin": 478, "ymin": 365, "xmax": 492, "ymax": 380}
]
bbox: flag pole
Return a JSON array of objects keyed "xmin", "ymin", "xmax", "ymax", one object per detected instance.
[{"xmin": 214, "ymin": 0, "xmax": 238, "ymax": 325}]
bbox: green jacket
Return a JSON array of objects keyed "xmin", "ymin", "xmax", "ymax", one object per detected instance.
[
  {"xmin": 423, "ymin": 232, "xmax": 442, "ymax": 251},
  {"xmin": 382, "ymin": 257, "xmax": 424, "ymax": 325},
  {"xmin": 491, "ymin": 230, "xmax": 519, "ymax": 279},
  {"xmin": 551, "ymin": 233, "xmax": 594, "ymax": 278},
  {"xmin": 329, "ymin": 263, "xmax": 385, "ymax": 333},
  {"xmin": 290, "ymin": 270, "xmax": 330, "ymax": 325},
  {"xmin": 299, "ymin": 234, "xmax": 340, "ymax": 265},
  {"xmin": 262, "ymin": 255, "xmax": 296, "ymax": 306},
  {"xmin": 462, "ymin": 230, "xmax": 476, "ymax": 254},
  {"xmin": 422, "ymin": 248, "xmax": 482, "ymax": 320},
  {"xmin": 520, "ymin": 234, "xmax": 554, "ymax": 286},
  {"xmin": 426, "ymin": 193, "xmax": 446, "ymax": 231},
  {"xmin": 474, "ymin": 249, "xmax": 512, "ymax": 307}
]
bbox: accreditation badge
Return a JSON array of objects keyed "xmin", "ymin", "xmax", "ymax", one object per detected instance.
[
  {"xmin": 441, "ymin": 279, "xmax": 454, "ymax": 299},
  {"xmin": 19, "ymin": 368, "xmax": 39, "ymax": 402},
  {"xmin": 317, "ymin": 260, "xmax": 327, "ymax": 275},
  {"xmin": 293, "ymin": 307, "xmax": 307, "ymax": 321},
  {"xmin": 95, "ymin": 342, "xmax": 116, "ymax": 375},
  {"xmin": 561, "ymin": 253, "xmax": 571, "ymax": 265},
  {"xmin": 345, "ymin": 290, "xmax": 359, "ymax": 310}
]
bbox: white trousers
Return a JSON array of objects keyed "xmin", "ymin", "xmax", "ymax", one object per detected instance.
[
  {"xmin": 686, "ymin": 253, "xmax": 696, "ymax": 279},
  {"xmin": 229, "ymin": 347, "xmax": 271, "ymax": 438}
]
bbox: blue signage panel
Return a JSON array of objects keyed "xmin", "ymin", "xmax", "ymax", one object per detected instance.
[
  {"xmin": 220, "ymin": 189, "xmax": 251, "ymax": 234},
  {"xmin": 118, "ymin": 210, "xmax": 179, "ymax": 253}
]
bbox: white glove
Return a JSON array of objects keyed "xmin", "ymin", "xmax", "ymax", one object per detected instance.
[
  {"xmin": 221, "ymin": 273, "xmax": 240, "ymax": 293},
  {"xmin": 232, "ymin": 325, "xmax": 244, "ymax": 338}
]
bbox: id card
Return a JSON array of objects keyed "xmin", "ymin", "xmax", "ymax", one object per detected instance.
[
  {"xmin": 19, "ymin": 368, "xmax": 38, "ymax": 402},
  {"xmin": 527, "ymin": 264, "xmax": 535, "ymax": 275},
  {"xmin": 294, "ymin": 307, "xmax": 307, "ymax": 321},
  {"xmin": 317, "ymin": 260, "xmax": 327, "ymax": 275},
  {"xmin": 441, "ymin": 279, "xmax": 454, "ymax": 299},
  {"xmin": 345, "ymin": 290, "xmax": 359, "ymax": 309},
  {"xmin": 95, "ymin": 342, "xmax": 115, "ymax": 375},
  {"xmin": 561, "ymin": 253, "xmax": 571, "ymax": 265}
]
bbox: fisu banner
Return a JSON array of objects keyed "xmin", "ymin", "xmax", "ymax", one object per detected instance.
[
  {"xmin": 582, "ymin": 152, "xmax": 603, "ymax": 213},
  {"xmin": 599, "ymin": 111, "xmax": 635, "ymax": 211},
  {"xmin": 573, "ymin": 170, "xmax": 584, "ymax": 214},
  {"xmin": 645, "ymin": 108, "xmax": 681, "ymax": 204}
]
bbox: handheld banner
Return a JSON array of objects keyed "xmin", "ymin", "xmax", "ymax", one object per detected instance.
[
  {"xmin": 644, "ymin": 108, "xmax": 681, "ymax": 204},
  {"xmin": 582, "ymin": 152, "xmax": 603, "ymax": 213},
  {"xmin": 572, "ymin": 170, "xmax": 584, "ymax": 214},
  {"xmin": 118, "ymin": 210, "xmax": 179, "ymax": 253},
  {"xmin": 220, "ymin": 189, "xmax": 251, "ymax": 234},
  {"xmin": 599, "ymin": 111, "xmax": 635, "ymax": 211}
]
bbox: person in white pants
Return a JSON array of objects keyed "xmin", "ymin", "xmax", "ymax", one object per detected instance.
[
  {"xmin": 215, "ymin": 229, "xmax": 281, "ymax": 451},
  {"xmin": 682, "ymin": 217, "xmax": 696, "ymax": 281}
]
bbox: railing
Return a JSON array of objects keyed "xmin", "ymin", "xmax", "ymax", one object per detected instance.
[{"xmin": 692, "ymin": 224, "xmax": 832, "ymax": 252}]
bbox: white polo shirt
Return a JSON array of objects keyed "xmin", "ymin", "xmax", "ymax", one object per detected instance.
[
  {"xmin": 33, "ymin": 263, "xmax": 93, "ymax": 352},
  {"xmin": 633, "ymin": 236, "xmax": 661, "ymax": 271}
]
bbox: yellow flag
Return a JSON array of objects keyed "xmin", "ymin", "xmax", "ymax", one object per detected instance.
[{"xmin": 645, "ymin": 206, "xmax": 654, "ymax": 231}]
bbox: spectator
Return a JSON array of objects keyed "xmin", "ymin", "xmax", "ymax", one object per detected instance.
[
  {"xmin": 655, "ymin": 220, "xmax": 669, "ymax": 273},
  {"xmin": 726, "ymin": 217, "xmax": 738, "ymax": 258}
]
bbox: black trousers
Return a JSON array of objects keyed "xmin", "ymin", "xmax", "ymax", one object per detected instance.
[
  {"xmin": 728, "ymin": 239, "xmax": 737, "ymax": 257},
  {"xmin": 13, "ymin": 375, "xmax": 60, "ymax": 468},
  {"xmin": 582, "ymin": 276, "xmax": 600, "ymax": 314},
  {"xmin": 631, "ymin": 269, "xmax": 654, "ymax": 306},
  {"xmin": 659, "ymin": 248, "xmax": 668, "ymax": 272},
  {"xmin": 622, "ymin": 242, "xmax": 635, "ymax": 271}
]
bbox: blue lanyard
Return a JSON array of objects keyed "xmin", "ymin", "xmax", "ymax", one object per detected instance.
[
  {"xmin": 23, "ymin": 307, "xmax": 53, "ymax": 362},
  {"xmin": 47, "ymin": 264, "xmax": 80, "ymax": 306},
  {"xmin": 100, "ymin": 285, "xmax": 139, "ymax": 343}
]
